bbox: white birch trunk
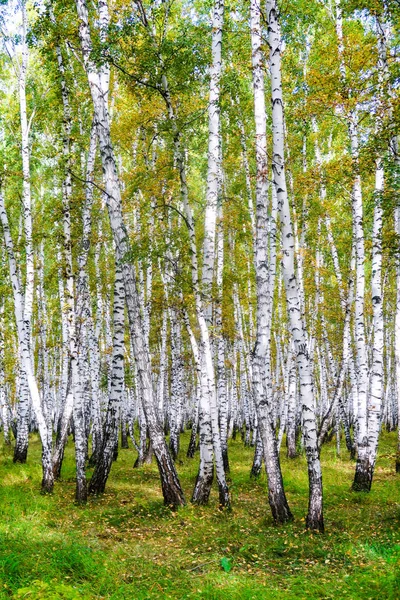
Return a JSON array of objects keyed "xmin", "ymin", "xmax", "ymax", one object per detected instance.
[
  {"xmin": 250, "ymin": 0, "xmax": 292, "ymax": 524},
  {"xmin": 0, "ymin": 192, "xmax": 53, "ymax": 492},
  {"xmin": 266, "ymin": 0, "xmax": 323, "ymax": 530},
  {"xmin": 395, "ymin": 154, "xmax": 400, "ymax": 473},
  {"xmin": 349, "ymin": 118, "xmax": 370, "ymax": 491},
  {"xmin": 89, "ymin": 262, "xmax": 125, "ymax": 495},
  {"xmin": 0, "ymin": 304, "xmax": 10, "ymax": 445},
  {"xmin": 202, "ymin": 0, "xmax": 224, "ymax": 326},
  {"xmin": 74, "ymin": 0, "xmax": 185, "ymax": 507},
  {"xmin": 52, "ymin": 267, "xmax": 73, "ymax": 478},
  {"xmin": 354, "ymin": 20, "xmax": 387, "ymax": 488},
  {"xmin": 11, "ymin": 0, "xmax": 34, "ymax": 465},
  {"xmin": 54, "ymin": 32, "xmax": 88, "ymax": 502},
  {"xmin": 159, "ymin": 64, "xmax": 229, "ymax": 505}
]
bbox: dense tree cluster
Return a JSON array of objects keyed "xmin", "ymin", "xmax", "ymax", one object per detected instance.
[{"xmin": 0, "ymin": 0, "xmax": 399, "ymax": 532}]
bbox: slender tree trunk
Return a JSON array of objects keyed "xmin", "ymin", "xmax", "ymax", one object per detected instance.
[
  {"xmin": 250, "ymin": 0, "xmax": 292, "ymax": 524},
  {"xmin": 215, "ymin": 206, "xmax": 229, "ymax": 473},
  {"xmin": 13, "ymin": 1, "xmax": 33, "ymax": 466},
  {"xmin": 395, "ymin": 161, "xmax": 400, "ymax": 473},
  {"xmin": 0, "ymin": 308, "xmax": 11, "ymax": 445},
  {"xmin": 194, "ymin": 0, "xmax": 230, "ymax": 505},
  {"xmin": 354, "ymin": 21, "xmax": 387, "ymax": 488},
  {"xmin": 266, "ymin": 0, "xmax": 323, "ymax": 531},
  {"xmin": 74, "ymin": 0, "xmax": 185, "ymax": 507},
  {"xmin": 55, "ymin": 33, "xmax": 87, "ymax": 503},
  {"xmin": 158, "ymin": 56, "xmax": 229, "ymax": 506},
  {"xmin": 0, "ymin": 193, "xmax": 54, "ymax": 493},
  {"xmin": 14, "ymin": 370, "xmax": 30, "ymax": 463},
  {"xmin": 89, "ymin": 263, "xmax": 125, "ymax": 495},
  {"xmin": 349, "ymin": 117, "xmax": 370, "ymax": 492},
  {"xmin": 52, "ymin": 269, "xmax": 72, "ymax": 479},
  {"xmin": 286, "ymin": 346, "xmax": 297, "ymax": 458},
  {"xmin": 169, "ymin": 309, "xmax": 183, "ymax": 461}
]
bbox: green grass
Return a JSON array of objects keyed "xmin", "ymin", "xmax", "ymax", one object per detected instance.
[{"xmin": 0, "ymin": 432, "xmax": 398, "ymax": 599}]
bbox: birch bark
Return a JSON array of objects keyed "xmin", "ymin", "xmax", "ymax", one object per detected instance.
[
  {"xmin": 74, "ymin": 0, "xmax": 185, "ymax": 507},
  {"xmin": 10, "ymin": 0, "xmax": 33, "ymax": 465},
  {"xmin": 249, "ymin": 0, "xmax": 292, "ymax": 524},
  {"xmin": 54, "ymin": 33, "xmax": 87, "ymax": 503},
  {"xmin": 0, "ymin": 193, "xmax": 54, "ymax": 492},
  {"xmin": 158, "ymin": 64, "xmax": 229, "ymax": 505},
  {"xmin": 266, "ymin": 0, "xmax": 323, "ymax": 530},
  {"xmin": 353, "ymin": 18, "xmax": 386, "ymax": 489},
  {"xmin": 89, "ymin": 263, "xmax": 125, "ymax": 495},
  {"xmin": 202, "ymin": 0, "xmax": 224, "ymax": 327},
  {"xmin": 395, "ymin": 147, "xmax": 400, "ymax": 473},
  {"xmin": 349, "ymin": 118, "xmax": 370, "ymax": 491}
]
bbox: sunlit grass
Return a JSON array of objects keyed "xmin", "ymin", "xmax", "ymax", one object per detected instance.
[{"xmin": 0, "ymin": 431, "xmax": 398, "ymax": 599}]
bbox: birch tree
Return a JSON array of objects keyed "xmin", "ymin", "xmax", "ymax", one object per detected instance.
[
  {"xmin": 249, "ymin": 0, "xmax": 292, "ymax": 524},
  {"xmin": 266, "ymin": 0, "xmax": 324, "ymax": 531},
  {"xmin": 73, "ymin": 0, "xmax": 185, "ymax": 507}
]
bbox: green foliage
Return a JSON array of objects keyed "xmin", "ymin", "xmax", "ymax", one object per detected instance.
[{"xmin": 220, "ymin": 557, "xmax": 232, "ymax": 572}]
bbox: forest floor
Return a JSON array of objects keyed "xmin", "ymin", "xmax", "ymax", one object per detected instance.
[{"xmin": 0, "ymin": 431, "xmax": 398, "ymax": 600}]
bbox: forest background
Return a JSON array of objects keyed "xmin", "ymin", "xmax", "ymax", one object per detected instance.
[{"xmin": 0, "ymin": 0, "xmax": 399, "ymax": 597}]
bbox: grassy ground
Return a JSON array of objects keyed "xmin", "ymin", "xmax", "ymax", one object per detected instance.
[{"xmin": 0, "ymin": 431, "xmax": 398, "ymax": 600}]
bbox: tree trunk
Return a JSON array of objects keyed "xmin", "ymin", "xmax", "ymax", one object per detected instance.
[
  {"xmin": 266, "ymin": 0, "xmax": 323, "ymax": 531},
  {"xmin": 0, "ymin": 193, "xmax": 54, "ymax": 493},
  {"xmin": 249, "ymin": 0, "xmax": 292, "ymax": 524},
  {"xmin": 74, "ymin": 0, "xmax": 185, "ymax": 507},
  {"xmin": 89, "ymin": 263, "xmax": 125, "ymax": 495}
]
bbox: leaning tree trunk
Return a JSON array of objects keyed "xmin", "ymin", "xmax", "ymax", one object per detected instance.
[
  {"xmin": 266, "ymin": 0, "xmax": 323, "ymax": 531},
  {"xmin": 0, "ymin": 193, "xmax": 53, "ymax": 493},
  {"xmin": 158, "ymin": 52, "xmax": 229, "ymax": 505},
  {"xmin": 74, "ymin": 0, "xmax": 185, "ymax": 507},
  {"xmin": 249, "ymin": 0, "xmax": 292, "ymax": 524}
]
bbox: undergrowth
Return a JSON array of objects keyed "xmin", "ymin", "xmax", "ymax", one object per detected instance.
[{"xmin": 0, "ymin": 431, "xmax": 398, "ymax": 599}]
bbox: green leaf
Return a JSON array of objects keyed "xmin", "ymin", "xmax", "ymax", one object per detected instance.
[{"xmin": 220, "ymin": 557, "xmax": 232, "ymax": 573}]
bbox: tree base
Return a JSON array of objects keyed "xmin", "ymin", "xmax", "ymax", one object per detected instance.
[
  {"xmin": 41, "ymin": 477, "xmax": 54, "ymax": 495},
  {"xmin": 13, "ymin": 446, "xmax": 28, "ymax": 463},
  {"xmin": 191, "ymin": 472, "xmax": 213, "ymax": 505},
  {"xmin": 305, "ymin": 513, "xmax": 324, "ymax": 532},
  {"xmin": 352, "ymin": 460, "xmax": 373, "ymax": 492},
  {"xmin": 89, "ymin": 478, "xmax": 106, "ymax": 496},
  {"xmin": 269, "ymin": 492, "xmax": 293, "ymax": 525},
  {"xmin": 306, "ymin": 472, "xmax": 324, "ymax": 532},
  {"xmin": 155, "ymin": 452, "xmax": 186, "ymax": 508},
  {"xmin": 218, "ymin": 484, "xmax": 231, "ymax": 510},
  {"xmin": 133, "ymin": 455, "xmax": 144, "ymax": 468},
  {"xmin": 75, "ymin": 480, "xmax": 88, "ymax": 504},
  {"xmin": 250, "ymin": 463, "xmax": 262, "ymax": 478}
]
